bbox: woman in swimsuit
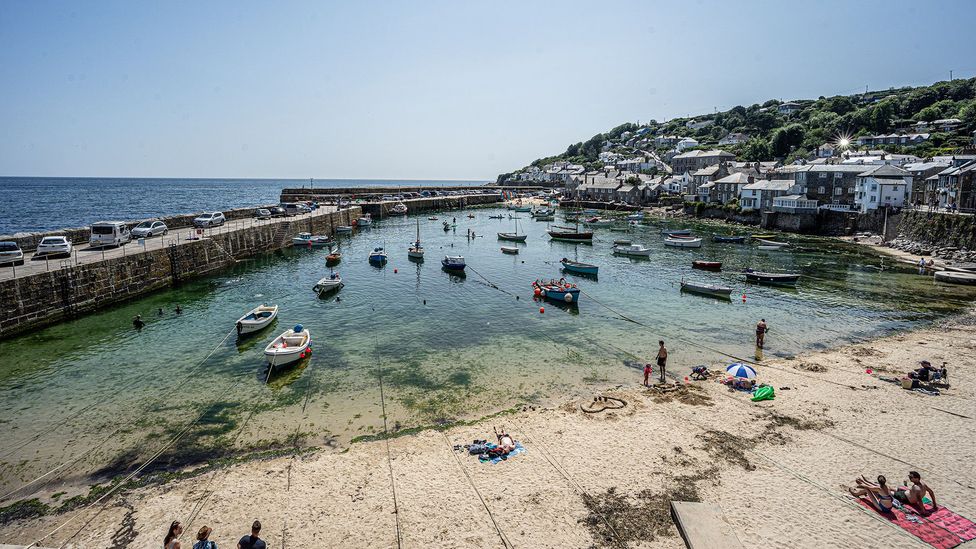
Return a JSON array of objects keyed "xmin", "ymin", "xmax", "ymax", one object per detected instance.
[
  {"xmin": 163, "ymin": 520, "xmax": 183, "ymax": 549},
  {"xmin": 848, "ymin": 475, "xmax": 894, "ymax": 513}
]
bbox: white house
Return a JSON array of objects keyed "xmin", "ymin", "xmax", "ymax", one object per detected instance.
[
  {"xmin": 772, "ymin": 194, "xmax": 819, "ymax": 213},
  {"xmin": 739, "ymin": 180, "xmax": 794, "ymax": 211},
  {"xmin": 676, "ymin": 137, "xmax": 699, "ymax": 151},
  {"xmin": 854, "ymin": 165, "xmax": 913, "ymax": 212},
  {"xmin": 718, "ymin": 132, "xmax": 749, "ymax": 145}
]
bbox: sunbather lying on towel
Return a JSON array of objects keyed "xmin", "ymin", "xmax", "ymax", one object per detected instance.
[
  {"xmin": 495, "ymin": 429, "xmax": 516, "ymax": 453},
  {"xmin": 848, "ymin": 475, "xmax": 894, "ymax": 513}
]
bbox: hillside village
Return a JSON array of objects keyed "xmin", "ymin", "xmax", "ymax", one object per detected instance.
[{"xmin": 499, "ymin": 78, "xmax": 976, "ymax": 215}]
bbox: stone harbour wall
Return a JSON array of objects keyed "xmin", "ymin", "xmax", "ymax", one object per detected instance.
[{"xmin": 0, "ymin": 208, "xmax": 359, "ymax": 340}]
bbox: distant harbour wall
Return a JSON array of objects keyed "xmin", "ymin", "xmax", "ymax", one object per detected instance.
[
  {"xmin": 280, "ymin": 190, "xmax": 503, "ymax": 217},
  {"xmin": 0, "ymin": 208, "xmax": 359, "ymax": 340}
]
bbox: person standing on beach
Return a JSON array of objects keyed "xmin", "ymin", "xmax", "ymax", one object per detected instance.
[
  {"xmin": 237, "ymin": 520, "xmax": 266, "ymax": 549},
  {"xmin": 756, "ymin": 319, "xmax": 768, "ymax": 348},
  {"xmin": 656, "ymin": 341, "xmax": 668, "ymax": 383}
]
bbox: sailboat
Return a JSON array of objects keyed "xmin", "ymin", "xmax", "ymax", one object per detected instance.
[
  {"xmin": 548, "ymin": 216, "xmax": 593, "ymax": 243},
  {"xmin": 498, "ymin": 215, "xmax": 527, "ymax": 242},
  {"xmin": 408, "ymin": 219, "xmax": 424, "ymax": 259}
]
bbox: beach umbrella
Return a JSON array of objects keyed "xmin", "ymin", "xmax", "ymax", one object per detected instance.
[{"xmin": 726, "ymin": 362, "xmax": 757, "ymax": 379}]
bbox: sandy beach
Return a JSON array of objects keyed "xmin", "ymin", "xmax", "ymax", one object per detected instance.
[{"xmin": 2, "ymin": 308, "xmax": 975, "ymax": 549}]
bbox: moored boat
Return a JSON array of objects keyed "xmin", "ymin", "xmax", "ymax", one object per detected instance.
[
  {"xmin": 488, "ymin": 214, "xmax": 504, "ymax": 219},
  {"xmin": 336, "ymin": 226, "xmax": 353, "ymax": 234},
  {"xmin": 680, "ymin": 281, "xmax": 733, "ymax": 299},
  {"xmin": 532, "ymin": 279, "xmax": 581, "ymax": 304},
  {"xmin": 755, "ymin": 238, "xmax": 789, "ymax": 247},
  {"xmin": 292, "ymin": 232, "xmax": 333, "ymax": 247},
  {"xmin": 264, "ymin": 325, "xmax": 312, "ymax": 367},
  {"xmin": 613, "ymin": 238, "xmax": 632, "ymax": 245},
  {"xmin": 236, "ymin": 305, "xmax": 278, "ymax": 336},
  {"xmin": 548, "ymin": 229, "xmax": 594, "ymax": 242},
  {"xmin": 612, "ymin": 243, "xmax": 652, "ymax": 257},
  {"xmin": 500, "ymin": 246, "xmax": 519, "ymax": 254},
  {"xmin": 441, "ymin": 255, "xmax": 466, "ymax": 271},
  {"xmin": 664, "ymin": 237, "xmax": 702, "ymax": 248},
  {"xmin": 583, "ymin": 216, "xmax": 614, "ymax": 227},
  {"xmin": 751, "ymin": 234, "xmax": 777, "ymax": 240},
  {"xmin": 357, "ymin": 213, "xmax": 373, "ymax": 227},
  {"xmin": 692, "ymin": 260, "xmax": 722, "ymax": 271},
  {"xmin": 390, "ymin": 202, "xmax": 408, "ymax": 215},
  {"xmin": 497, "ymin": 232, "xmax": 527, "ymax": 242},
  {"xmin": 713, "ymin": 235, "xmax": 746, "ymax": 243},
  {"xmin": 325, "ymin": 251, "xmax": 342, "ymax": 264},
  {"xmin": 744, "ymin": 270, "xmax": 800, "ymax": 286},
  {"xmin": 408, "ymin": 219, "xmax": 424, "ymax": 259},
  {"xmin": 560, "ymin": 258, "xmax": 599, "ymax": 275},
  {"xmin": 368, "ymin": 247, "xmax": 388, "ymax": 263},
  {"xmin": 661, "ymin": 228, "xmax": 692, "ymax": 236},
  {"xmin": 313, "ymin": 273, "xmax": 343, "ymax": 296}
]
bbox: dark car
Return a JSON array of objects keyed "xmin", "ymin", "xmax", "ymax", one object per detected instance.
[{"xmin": 269, "ymin": 206, "xmax": 287, "ymax": 217}]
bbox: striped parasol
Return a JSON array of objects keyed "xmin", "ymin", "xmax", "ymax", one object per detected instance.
[{"xmin": 726, "ymin": 362, "xmax": 757, "ymax": 379}]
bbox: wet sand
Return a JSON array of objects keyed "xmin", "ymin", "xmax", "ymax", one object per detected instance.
[{"xmin": 2, "ymin": 310, "xmax": 975, "ymax": 548}]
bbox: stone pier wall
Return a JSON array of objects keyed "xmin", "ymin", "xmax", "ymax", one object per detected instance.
[{"xmin": 0, "ymin": 208, "xmax": 359, "ymax": 340}]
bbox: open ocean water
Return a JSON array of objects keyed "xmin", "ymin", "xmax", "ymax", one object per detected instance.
[{"xmin": 0, "ymin": 177, "xmax": 486, "ymax": 235}]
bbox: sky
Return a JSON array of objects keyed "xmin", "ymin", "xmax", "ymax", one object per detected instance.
[{"xmin": 1, "ymin": 0, "xmax": 975, "ymax": 181}]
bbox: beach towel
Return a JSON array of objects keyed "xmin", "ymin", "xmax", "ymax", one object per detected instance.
[
  {"xmin": 478, "ymin": 442, "xmax": 525, "ymax": 464},
  {"xmin": 853, "ymin": 497, "xmax": 976, "ymax": 548}
]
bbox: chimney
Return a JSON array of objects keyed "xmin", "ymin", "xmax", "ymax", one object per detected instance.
[{"xmin": 748, "ymin": 175, "xmax": 754, "ymax": 184}]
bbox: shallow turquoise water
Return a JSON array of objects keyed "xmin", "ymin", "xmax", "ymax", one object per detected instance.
[{"xmin": 0, "ymin": 208, "xmax": 972, "ymax": 498}]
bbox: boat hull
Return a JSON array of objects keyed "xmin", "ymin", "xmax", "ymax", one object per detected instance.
[
  {"xmin": 548, "ymin": 231, "xmax": 593, "ymax": 242},
  {"xmin": 713, "ymin": 236, "xmax": 746, "ymax": 243},
  {"xmin": 680, "ymin": 282, "xmax": 733, "ymax": 298},
  {"xmin": 692, "ymin": 261, "xmax": 722, "ymax": 271},
  {"xmin": 264, "ymin": 330, "xmax": 311, "ymax": 367},
  {"xmin": 538, "ymin": 286, "xmax": 581, "ymax": 304},
  {"xmin": 560, "ymin": 260, "xmax": 599, "ymax": 275},
  {"xmin": 745, "ymin": 272, "xmax": 799, "ymax": 286},
  {"xmin": 664, "ymin": 238, "xmax": 702, "ymax": 248},
  {"xmin": 498, "ymin": 232, "xmax": 527, "ymax": 242},
  {"xmin": 237, "ymin": 306, "xmax": 278, "ymax": 335},
  {"xmin": 500, "ymin": 247, "xmax": 519, "ymax": 254}
]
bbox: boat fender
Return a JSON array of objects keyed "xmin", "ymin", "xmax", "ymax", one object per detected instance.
[
  {"xmin": 533, "ymin": 288, "xmax": 542, "ymax": 297},
  {"xmin": 564, "ymin": 293, "xmax": 573, "ymax": 303}
]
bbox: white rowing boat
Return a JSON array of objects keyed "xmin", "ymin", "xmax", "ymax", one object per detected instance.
[
  {"xmin": 664, "ymin": 237, "xmax": 702, "ymax": 248},
  {"xmin": 236, "ymin": 305, "xmax": 278, "ymax": 336},
  {"xmin": 264, "ymin": 325, "xmax": 312, "ymax": 367}
]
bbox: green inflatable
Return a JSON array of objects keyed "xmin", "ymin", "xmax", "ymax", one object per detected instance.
[{"xmin": 751, "ymin": 385, "xmax": 775, "ymax": 402}]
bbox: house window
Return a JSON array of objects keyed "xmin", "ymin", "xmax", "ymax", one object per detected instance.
[
  {"xmin": 835, "ymin": 172, "xmax": 842, "ymax": 178},
  {"xmin": 834, "ymin": 187, "xmax": 843, "ymax": 195},
  {"xmin": 819, "ymin": 173, "xmax": 827, "ymax": 179},
  {"xmin": 818, "ymin": 186, "xmax": 825, "ymax": 194},
  {"xmin": 870, "ymin": 184, "xmax": 877, "ymax": 191},
  {"xmin": 870, "ymin": 196, "xmax": 876, "ymax": 202}
]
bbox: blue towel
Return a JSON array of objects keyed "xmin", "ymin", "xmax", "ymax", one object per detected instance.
[{"xmin": 479, "ymin": 442, "xmax": 525, "ymax": 464}]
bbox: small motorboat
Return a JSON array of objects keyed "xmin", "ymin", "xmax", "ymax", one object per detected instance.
[
  {"xmin": 612, "ymin": 243, "xmax": 652, "ymax": 257},
  {"xmin": 428, "ymin": 216, "xmax": 439, "ymax": 220},
  {"xmin": 744, "ymin": 270, "xmax": 800, "ymax": 286},
  {"xmin": 613, "ymin": 238, "xmax": 632, "ymax": 245},
  {"xmin": 488, "ymin": 214, "xmax": 504, "ymax": 219},
  {"xmin": 501, "ymin": 246, "xmax": 519, "ymax": 254},
  {"xmin": 692, "ymin": 261, "xmax": 722, "ymax": 271},
  {"xmin": 680, "ymin": 281, "xmax": 733, "ymax": 299},
  {"xmin": 357, "ymin": 213, "xmax": 373, "ymax": 227},
  {"xmin": 313, "ymin": 272, "xmax": 343, "ymax": 296},
  {"xmin": 336, "ymin": 226, "xmax": 353, "ymax": 234},
  {"xmin": 467, "ymin": 214, "xmax": 475, "ymax": 218},
  {"xmin": 236, "ymin": 305, "xmax": 278, "ymax": 336},
  {"xmin": 498, "ymin": 232, "xmax": 527, "ymax": 242},
  {"xmin": 264, "ymin": 325, "xmax": 312, "ymax": 368},
  {"xmin": 368, "ymin": 247, "xmax": 388, "ymax": 263},
  {"xmin": 325, "ymin": 251, "xmax": 342, "ymax": 264},
  {"xmin": 292, "ymin": 232, "xmax": 332, "ymax": 247},
  {"xmin": 441, "ymin": 255, "xmax": 466, "ymax": 271},
  {"xmin": 713, "ymin": 235, "xmax": 746, "ymax": 243},
  {"xmin": 532, "ymin": 279, "xmax": 581, "ymax": 304},
  {"xmin": 560, "ymin": 259, "xmax": 599, "ymax": 275},
  {"xmin": 661, "ymin": 228, "xmax": 692, "ymax": 236},
  {"xmin": 664, "ymin": 237, "xmax": 702, "ymax": 248},
  {"xmin": 755, "ymin": 238, "xmax": 789, "ymax": 247},
  {"xmin": 583, "ymin": 216, "xmax": 613, "ymax": 227},
  {"xmin": 515, "ymin": 206, "xmax": 532, "ymax": 213},
  {"xmin": 390, "ymin": 202, "xmax": 408, "ymax": 216}
]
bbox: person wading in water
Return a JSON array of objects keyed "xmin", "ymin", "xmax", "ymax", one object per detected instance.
[
  {"xmin": 656, "ymin": 340, "xmax": 668, "ymax": 383},
  {"xmin": 756, "ymin": 318, "xmax": 768, "ymax": 348}
]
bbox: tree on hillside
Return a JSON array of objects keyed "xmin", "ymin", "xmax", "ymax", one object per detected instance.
[
  {"xmin": 580, "ymin": 134, "xmax": 604, "ymax": 161},
  {"xmin": 770, "ymin": 124, "xmax": 804, "ymax": 157},
  {"xmin": 742, "ymin": 137, "xmax": 773, "ymax": 161}
]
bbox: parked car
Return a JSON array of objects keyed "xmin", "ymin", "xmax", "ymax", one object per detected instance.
[
  {"xmin": 34, "ymin": 236, "xmax": 73, "ymax": 258},
  {"xmin": 0, "ymin": 241, "xmax": 24, "ymax": 266},
  {"xmin": 269, "ymin": 206, "xmax": 287, "ymax": 217},
  {"xmin": 89, "ymin": 221, "xmax": 132, "ymax": 247},
  {"xmin": 131, "ymin": 220, "xmax": 168, "ymax": 238},
  {"xmin": 255, "ymin": 208, "xmax": 272, "ymax": 219},
  {"xmin": 282, "ymin": 203, "xmax": 304, "ymax": 216},
  {"xmin": 193, "ymin": 212, "xmax": 225, "ymax": 227}
]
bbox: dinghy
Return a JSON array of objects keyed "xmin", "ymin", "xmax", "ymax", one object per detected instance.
[
  {"xmin": 613, "ymin": 238, "xmax": 632, "ymax": 245},
  {"xmin": 313, "ymin": 273, "xmax": 343, "ymax": 296},
  {"xmin": 560, "ymin": 259, "xmax": 599, "ymax": 275},
  {"xmin": 292, "ymin": 233, "xmax": 333, "ymax": 247},
  {"xmin": 500, "ymin": 246, "xmax": 519, "ymax": 254},
  {"xmin": 368, "ymin": 247, "xmax": 388, "ymax": 263},
  {"xmin": 680, "ymin": 281, "xmax": 733, "ymax": 299},
  {"xmin": 336, "ymin": 226, "xmax": 353, "ymax": 234},
  {"xmin": 664, "ymin": 237, "xmax": 702, "ymax": 248},
  {"xmin": 612, "ymin": 243, "xmax": 652, "ymax": 257},
  {"xmin": 755, "ymin": 238, "xmax": 789, "ymax": 247},
  {"xmin": 442, "ymin": 255, "xmax": 466, "ymax": 271},
  {"xmin": 236, "ymin": 305, "xmax": 278, "ymax": 336},
  {"xmin": 357, "ymin": 214, "xmax": 373, "ymax": 227},
  {"xmin": 692, "ymin": 261, "xmax": 722, "ymax": 271},
  {"xmin": 713, "ymin": 235, "xmax": 746, "ymax": 243},
  {"xmin": 744, "ymin": 270, "xmax": 800, "ymax": 286},
  {"xmin": 532, "ymin": 279, "xmax": 581, "ymax": 304},
  {"xmin": 325, "ymin": 250, "xmax": 342, "ymax": 264},
  {"xmin": 264, "ymin": 325, "xmax": 311, "ymax": 367},
  {"xmin": 661, "ymin": 228, "xmax": 692, "ymax": 236}
]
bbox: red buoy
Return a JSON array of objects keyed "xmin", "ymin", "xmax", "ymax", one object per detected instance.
[
  {"xmin": 742, "ymin": 293, "xmax": 746, "ymax": 302},
  {"xmin": 394, "ymin": 268, "xmax": 398, "ymax": 273},
  {"xmin": 533, "ymin": 288, "xmax": 542, "ymax": 297},
  {"xmin": 539, "ymin": 307, "xmax": 545, "ymax": 314}
]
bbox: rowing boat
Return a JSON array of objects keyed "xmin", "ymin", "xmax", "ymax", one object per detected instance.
[
  {"xmin": 680, "ymin": 281, "xmax": 733, "ymax": 298},
  {"xmin": 692, "ymin": 261, "xmax": 722, "ymax": 271},
  {"xmin": 713, "ymin": 235, "xmax": 746, "ymax": 243},
  {"xmin": 664, "ymin": 237, "xmax": 702, "ymax": 248},
  {"xmin": 560, "ymin": 259, "xmax": 599, "ymax": 275},
  {"xmin": 744, "ymin": 270, "xmax": 800, "ymax": 286}
]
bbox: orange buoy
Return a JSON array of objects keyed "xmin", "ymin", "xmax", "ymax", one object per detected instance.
[
  {"xmin": 533, "ymin": 288, "xmax": 542, "ymax": 297},
  {"xmin": 539, "ymin": 307, "xmax": 545, "ymax": 314}
]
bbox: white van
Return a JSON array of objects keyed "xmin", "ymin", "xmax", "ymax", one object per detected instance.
[{"xmin": 89, "ymin": 221, "xmax": 132, "ymax": 248}]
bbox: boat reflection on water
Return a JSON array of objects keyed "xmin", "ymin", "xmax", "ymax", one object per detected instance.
[
  {"xmin": 261, "ymin": 359, "xmax": 309, "ymax": 389},
  {"xmin": 534, "ymin": 297, "xmax": 579, "ymax": 315}
]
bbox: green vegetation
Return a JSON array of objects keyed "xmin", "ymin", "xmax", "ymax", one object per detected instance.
[{"xmin": 501, "ymin": 77, "xmax": 976, "ymax": 181}]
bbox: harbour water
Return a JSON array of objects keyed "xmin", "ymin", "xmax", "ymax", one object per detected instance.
[
  {"xmin": 0, "ymin": 177, "xmax": 485, "ymax": 235},
  {"xmin": 0, "ymin": 208, "xmax": 973, "ymax": 501}
]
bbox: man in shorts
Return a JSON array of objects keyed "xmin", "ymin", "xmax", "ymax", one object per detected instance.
[{"xmin": 656, "ymin": 341, "xmax": 668, "ymax": 383}]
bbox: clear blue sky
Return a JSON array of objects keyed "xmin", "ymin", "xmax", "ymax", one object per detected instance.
[{"xmin": 2, "ymin": 0, "xmax": 975, "ymax": 180}]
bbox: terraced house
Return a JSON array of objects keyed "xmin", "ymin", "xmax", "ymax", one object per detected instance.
[{"xmin": 793, "ymin": 164, "xmax": 867, "ymax": 210}]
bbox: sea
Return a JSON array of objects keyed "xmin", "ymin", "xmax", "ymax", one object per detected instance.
[{"xmin": 0, "ymin": 177, "xmax": 486, "ymax": 235}]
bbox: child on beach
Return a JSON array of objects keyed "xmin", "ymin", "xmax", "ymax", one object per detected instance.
[{"xmin": 643, "ymin": 363, "xmax": 652, "ymax": 386}]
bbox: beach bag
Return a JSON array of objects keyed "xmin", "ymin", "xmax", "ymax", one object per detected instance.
[{"xmin": 751, "ymin": 385, "xmax": 775, "ymax": 402}]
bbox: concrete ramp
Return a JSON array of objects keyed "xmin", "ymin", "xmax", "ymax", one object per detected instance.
[{"xmin": 670, "ymin": 501, "xmax": 743, "ymax": 549}]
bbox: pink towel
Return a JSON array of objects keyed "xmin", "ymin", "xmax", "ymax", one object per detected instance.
[{"xmin": 853, "ymin": 498, "xmax": 976, "ymax": 549}]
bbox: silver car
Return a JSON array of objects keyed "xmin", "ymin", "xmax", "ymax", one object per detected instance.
[
  {"xmin": 0, "ymin": 241, "xmax": 24, "ymax": 266},
  {"xmin": 131, "ymin": 220, "xmax": 168, "ymax": 238}
]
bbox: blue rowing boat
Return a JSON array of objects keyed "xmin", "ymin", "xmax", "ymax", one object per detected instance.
[
  {"xmin": 713, "ymin": 235, "xmax": 746, "ymax": 243},
  {"xmin": 560, "ymin": 258, "xmax": 599, "ymax": 275}
]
